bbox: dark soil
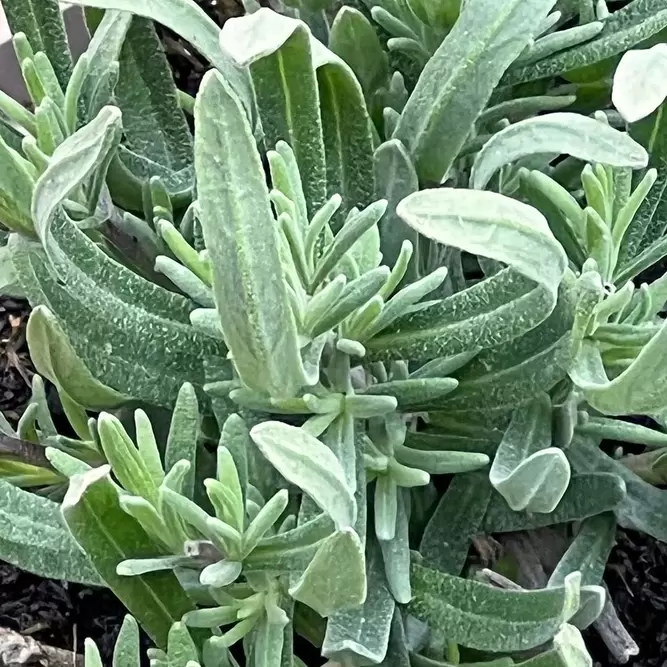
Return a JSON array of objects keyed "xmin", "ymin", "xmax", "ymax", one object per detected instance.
[{"xmin": 593, "ymin": 530, "xmax": 667, "ymax": 667}]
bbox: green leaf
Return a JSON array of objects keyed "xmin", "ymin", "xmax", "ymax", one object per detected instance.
[
  {"xmin": 490, "ymin": 394, "xmax": 571, "ymax": 513},
  {"xmin": 165, "ymin": 383, "xmax": 199, "ymax": 500},
  {"xmin": 323, "ymin": 538, "xmax": 395, "ymax": 665},
  {"xmin": 0, "ymin": 476, "xmax": 99, "ymax": 585},
  {"xmin": 313, "ymin": 32, "xmax": 376, "ymax": 225},
  {"xmin": 65, "ymin": 0, "xmax": 252, "ymax": 116},
  {"xmin": 78, "ymin": 10, "xmax": 132, "ymax": 123},
  {"xmin": 19, "ymin": 110, "xmax": 225, "ymax": 407},
  {"xmin": 409, "ymin": 564, "xmax": 581, "ymax": 652},
  {"xmin": 612, "ymin": 45, "xmax": 667, "ymax": 123},
  {"xmin": 570, "ymin": 326, "xmax": 667, "ymax": 415},
  {"xmin": 113, "ymin": 616, "xmax": 140, "ymax": 667},
  {"xmin": 0, "ymin": 134, "xmax": 36, "ymax": 237},
  {"xmin": 419, "ymin": 472, "xmax": 492, "ymax": 575},
  {"xmin": 392, "ymin": 0, "xmax": 557, "ymax": 182},
  {"xmin": 516, "ymin": 624, "xmax": 592, "ymax": 667},
  {"xmin": 472, "ymin": 114, "xmax": 648, "ymax": 190},
  {"xmin": 62, "ymin": 466, "xmax": 195, "ymax": 647},
  {"xmin": 366, "ymin": 189, "xmax": 567, "ymax": 362},
  {"xmin": 3, "ymin": 0, "xmax": 72, "ymax": 88},
  {"xmin": 288, "ymin": 528, "xmax": 366, "ymax": 617},
  {"xmin": 483, "ymin": 472, "xmax": 626, "ymax": 533},
  {"xmin": 373, "ymin": 139, "xmax": 419, "ymax": 281},
  {"xmin": 220, "ymin": 9, "xmax": 327, "ymax": 217},
  {"xmin": 379, "ymin": 489, "xmax": 411, "ymax": 604},
  {"xmin": 568, "ymin": 436, "xmax": 667, "ymax": 542},
  {"xmin": 329, "ymin": 7, "xmax": 389, "ymax": 117},
  {"xmin": 549, "ymin": 513, "xmax": 616, "ymax": 588},
  {"xmin": 434, "ymin": 278, "xmax": 576, "ymax": 414},
  {"xmin": 194, "ymin": 70, "xmax": 303, "ymax": 399},
  {"xmin": 114, "ymin": 19, "xmax": 193, "ymax": 171},
  {"xmin": 26, "ymin": 305, "xmax": 127, "ymax": 410},
  {"xmin": 505, "ymin": 0, "xmax": 667, "ymax": 86},
  {"xmin": 363, "ymin": 378, "xmax": 458, "ymax": 411},
  {"xmin": 250, "ymin": 422, "xmax": 356, "ymax": 530}
]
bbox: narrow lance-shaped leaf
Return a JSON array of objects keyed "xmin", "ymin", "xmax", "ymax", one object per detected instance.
[
  {"xmin": 504, "ymin": 0, "xmax": 667, "ymax": 86},
  {"xmin": 288, "ymin": 528, "xmax": 366, "ymax": 617},
  {"xmin": 570, "ymin": 328, "xmax": 667, "ymax": 415},
  {"xmin": 26, "ymin": 305, "xmax": 127, "ymax": 410},
  {"xmin": 471, "ymin": 113, "xmax": 648, "ymax": 190},
  {"xmin": 322, "ymin": 537, "xmax": 395, "ymax": 665},
  {"xmin": 312, "ymin": 38, "xmax": 376, "ymax": 227},
  {"xmin": 194, "ymin": 70, "xmax": 304, "ymax": 399},
  {"xmin": 220, "ymin": 9, "xmax": 327, "ymax": 217},
  {"xmin": 0, "ymin": 476, "xmax": 100, "ymax": 585},
  {"xmin": 420, "ymin": 471, "xmax": 492, "ymax": 575},
  {"xmin": 61, "ymin": 466, "xmax": 196, "ymax": 648},
  {"xmin": 409, "ymin": 564, "xmax": 581, "ymax": 652},
  {"xmin": 392, "ymin": 0, "xmax": 557, "ymax": 183},
  {"xmin": 114, "ymin": 19, "xmax": 193, "ymax": 171},
  {"xmin": 65, "ymin": 0, "xmax": 252, "ymax": 116},
  {"xmin": 490, "ymin": 393, "xmax": 571, "ymax": 514},
  {"xmin": 3, "ymin": 0, "xmax": 72, "ymax": 88},
  {"xmin": 374, "ymin": 139, "xmax": 419, "ymax": 282},
  {"xmin": 366, "ymin": 189, "xmax": 568, "ymax": 362},
  {"xmin": 21, "ymin": 108, "xmax": 226, "ymax": 407},
  {"xmin": 250, "ymin": 421, "xmax": 356, "ymax": 530}
]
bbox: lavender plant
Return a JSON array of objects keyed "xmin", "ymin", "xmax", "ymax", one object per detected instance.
[{"xmin": 2, "ymin": 0, "xmax": 667, "ymax": 665}]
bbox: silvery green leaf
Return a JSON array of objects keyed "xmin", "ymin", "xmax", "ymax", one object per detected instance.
[
  {"xmin": 65, "ymin": 0, "xmax": 252, "ymax": 117},
  {"xmin": 490, "ymin": 394, "xmax": 570, "ymax": 513},
  {"xmin": 165, "ymin": 383, "xmax": 199, "ymax": 500},
  {"xmin": 392, "ymin": 0, "xmax": 557, "ymax": 182},
  {"xmin": 0, "ymin": 475, "xmax": 99, "ymax": 585},
  {"xmin": 288, "ymin": 528, "xmax": 366, "ymax": 617},
  {"xmin": 612, "ymin": 45, "xmax": 667, "ymax": 123},
  {"xmin": 3, "ymin": 0, "xmax": 72, "ymax": 88},
  {"xmin": 113, "ymin": 19, "xmax": 193, "ymax": 175},
  {"xmin": 312, "ymin": 38, "xmax": 376, "ymax": 226},
  {"xmin": 483, "ymin": 472, "xmax": 626, "ymax": 533},
  {"xmin": 221, "ymin": 10, "xmax": 327, "ymax": 217},
  {"xmin": 250, "ymin": 422, "xmax": 356, "ymax": 530},
  {"xmin": 62, "ymin": 466, "xmax": 195, "ymax": 648},
  {"xmin": 113, "ymin": 616, "xmax": 140, "ymax": 667},
  {"xmin": 379, "ymin": 490, "xmax": 411, "ymax": 604},
  {"xmin": 374, "ymin": 140, "xmax": 419, "ymax": 282},
  {"xmin": 617, "ymin": 110, "xmax": 667, "ymax": 267},
  {"xmin": 194, "ymin": 70, "xmax": 303, "ymax": 398},
  {"xmin": 516, "ymin": 624, "xmax": 592, "ymax": 667},
  {"xmin": 570, "ymin": 327, "xmax": 667, "ymax": 415},
  {"xmin": 362, "ymin": 378, "xmax": 458, "ymax": 411},
  {"xmin": 377, "ymin": 610, "xmax": 410, "ymax": 667},
  {"xmin": 409, "ymin": 565, "xmax": 581, "ymax": 652},
  {"xmin": 437, "ymin": 280, "xmax": 576, "ymax": 414},
  {"xmin": 329, "ymin": 7, "xmax": 389, "ymax": 119},
  {"xmin": 26, "ymin": 305, "xmax": 127, "ymax": 410},
  {"xmin": 0, "ymin": 135, "xmax": 36, "ymax": 236},
  {"xmin": 471, "ymin": 114, "xmax": 648, "ymax": 190},
  {"xmin": 77, "ymin": 10, "xmax": 132, "ymax": 122},
  {"xmin": 323, "ymin": 538, "xmax": 395, "ymax": 665},
  {"xmin": 18, "ymin": 118, "xmax": 223, "ymax": 407},
  {"xmin": 250, "ymin": 613, "xmax": 286, "ymax": 667},
  {"xmin": 505, "ymin": 0, "xmax": 667, "ymax": 86},
  {"xmin": 549, "ymin": 513, "xmax": 616, "ymax": 589},
  {"xmin": 310, "ymin": 267, "xmax": 390, "ymax": 337},
  {"xmin": 366, "ymin": 189, "xmax": 567, "ymax": 362},
  {"xmin": 569, "ymin": 436, "xmax": 667, "ymax": 542},
  {"xmin": 419, "ymin": 472, "xmax": 491, "ymax": 575},
  {"xmin": 200, "ymin": 560, "xmax": 242, "ymax": 587}
]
